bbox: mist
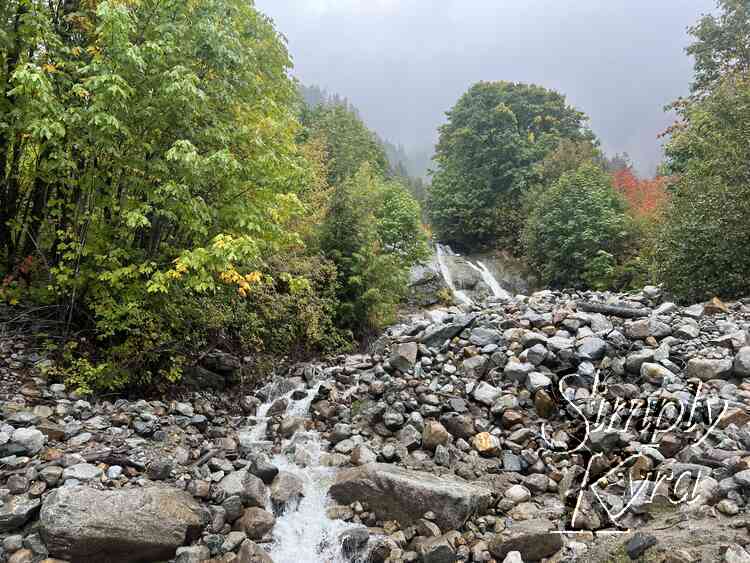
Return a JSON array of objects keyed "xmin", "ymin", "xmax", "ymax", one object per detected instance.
[{"xmin": 256, "ymin": 0, "xmax": 715, "ymax": 176}]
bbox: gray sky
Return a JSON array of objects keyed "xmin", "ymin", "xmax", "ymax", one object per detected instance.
[{"xmin": 256, "ymin": 0, "xmax": 716, "ymax": 175}]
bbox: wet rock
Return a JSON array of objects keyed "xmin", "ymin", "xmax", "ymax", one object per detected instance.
[
  {"xmin": 40, "ymin": 486, "xmax": 204, "ymax": 563},
  {"xmin": 339, "ymin": 528, "xmax": 369, "ymax": 559},
  {"xmin": 220, "ymin": 470, "xmax": 269, "ymax": 508},
  {"xmin": 237, "ymin": 539, "xmax": 273, "ymax": 563},
  {"xmin": 329, "ymin": 463, "xmax": 492, "ymax": 529},
  {"xmin": 270, "ymin": 472, "xmax": 304, "ymax": 512},
  {"xmin": 234, "ymin": 507, "xmax": 275, "ymax": 540},
  {"xmin": 414, "ymin": 532, "xmax": 458, "ymax": 563}
]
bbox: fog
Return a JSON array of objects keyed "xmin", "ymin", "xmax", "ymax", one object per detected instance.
[{"xmin": 256, "ymin": 0, "xmax": 716, "ymax": 176}]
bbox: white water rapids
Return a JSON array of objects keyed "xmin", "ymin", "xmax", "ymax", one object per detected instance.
[{"xmin": 244, "ymin": 379, "xmax": 367, "ymax": 563}]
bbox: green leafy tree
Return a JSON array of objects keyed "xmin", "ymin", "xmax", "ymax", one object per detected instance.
[
  {"xmin": 687, "ymin": 0, "xmax": 750, "ymax": 97},
  {"xmin": 320, "ymin": 165, "xmax": 426, "ymax": 335},
  {"xmin": 522, "ymin": 163, "xmax": 630, "ymax": 288},
  {"xmin": 427, "ymin": 81, "xmax": 593, "ymax": 249},
  {"xmin": 658, "ymin": 75, "xmax": 750, "ymax": 301},
  {"xmin": 0, "ymin": 0, "xmax": 350, "ymax": 390},
  {"xmin": 656, "ymin": 0, "xmax": 750, "ymax": 301}
]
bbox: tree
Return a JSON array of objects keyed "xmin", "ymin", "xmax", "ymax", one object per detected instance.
[
  {"xmin": 427, "ymin": 81, "xmax": 593, "ymax": 250},
  {"xmin": 320, "ymin": 165, "xmax": 426, "ymax": 334},
  {"xmin": 687, "ymin": 0, "xmax": 750, "ymax": 97},
  {"xmin": 300, "ymin": 102, "xmax": 389, "ymax": 187},
  {"xmin": 523, "ymin": 163, "xmax": 630, "ymax": 288},
  {"xmin": 657, "ymin": 75, "xmax": 750, "ymax": 301},
  {"xmin": 0, "ymin": 0, "xmax": 349, "ymax": 390},
  {"xmin": 612, "ymin": 168, "xmax": 669, "ymax": 219}
]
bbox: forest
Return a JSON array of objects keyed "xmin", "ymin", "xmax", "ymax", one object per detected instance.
[{"xmin": 1, "ymin": 0, "xmax": 749, "ymax": 393}]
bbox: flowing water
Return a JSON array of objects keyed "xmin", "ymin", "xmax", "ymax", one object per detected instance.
[
  {"xmin": 248, "ymin": 378, "xmax": 367, "ymax": 563},
  {"xmin": 435, "ymin": 243, "xmax": 511, "ymax": 303},
  {"xmin": 468, "ymin": 260, "xmax": 511, "ymax": 300},
  {"xmin": 435, "ymin": 243, "xmax": 473, "ymax": 305}
]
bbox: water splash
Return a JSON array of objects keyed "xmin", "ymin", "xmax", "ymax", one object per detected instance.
[{"xmin": 247, "ymin": 378, "xmax": 366, "ymax": 563}]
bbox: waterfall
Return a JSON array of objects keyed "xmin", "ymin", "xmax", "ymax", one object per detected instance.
[
  {"xmin": 248, "ymin": 379, "xmax": 366, "ymax": 563},
  {"xmin": 435, "ymin": 243, "xmax": 511, "ymax": 303},
  {"xmin": 469, "ymin": 260, "xmax": 511, "ymax": 300},
  {"xmin": 435, "ymin": 243, "xmax": 473, "ymax": 305}
]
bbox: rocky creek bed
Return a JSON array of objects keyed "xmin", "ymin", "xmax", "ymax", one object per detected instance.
[{"xmin": 3, "ymin": 287, "xmax": 750, "ymax": 562}]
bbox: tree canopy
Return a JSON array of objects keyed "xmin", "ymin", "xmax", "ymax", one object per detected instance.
[{"xmin": 427, "ymin": 81, "xmax": 593, "ymax": 249}]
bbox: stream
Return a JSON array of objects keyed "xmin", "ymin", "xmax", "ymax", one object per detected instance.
[{"xmin": 245, "ymin": 378, "xmax": 366, "ymax": 562}]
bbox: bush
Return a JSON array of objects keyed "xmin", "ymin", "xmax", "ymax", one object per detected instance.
[{"xmin": 523, "ymin": 163, "xmax": 630, "ymax": 288}]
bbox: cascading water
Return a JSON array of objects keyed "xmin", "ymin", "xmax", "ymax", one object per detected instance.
[
  {"xmin": 467, "ymin": 260, "xmax": 511, "ymax": 300},
  {"xmin": 435, "ymin": 243, "xmax": 473, "ymax": 305},
  {"xmin": 436, "ymin": 243, "xmax": 511, "ymax": 304},
  {"xmin": 248, "ymin": 379, "xmax": 366, "ymax": 563}
]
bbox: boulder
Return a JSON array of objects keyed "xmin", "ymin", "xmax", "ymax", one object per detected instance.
[
  {"xmin": 40, "ymin": 486, "xmax": 205, "ymax": 563},
  {"xmin": 488, "ymin": 520, "xmax": 563, "ymax": 561},
  {"xmin": 234, "ymin": 507, "xmax": 275, "ymax": 540},
  {"xmin": 270, "ymin": 472, "xmax": 304, "ymax": 512},
  {"xmin": 219, "ymin": 470, "xmax": 269, "ymax": 508},
  {"xmin": 687, "ymin": 358, "xmax": 733, "ymax": 381},
  {"xmin": 390, "ymin": 342, "xmax": 418, "ymax": 373},
  {"xmin": 329, "ymin": 463, "xmax": 492, "ymax": 530},
  {"xmin": 0, "ymin": 495, "xmax": 41, "ymax": 532},
  {"xmin": 734, "ymin": 347, "xmax": 750, "ymax": 377}
]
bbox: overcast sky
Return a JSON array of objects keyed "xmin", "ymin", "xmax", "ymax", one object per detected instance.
[{"xmin": 256, "ymin": 0, "xmax": 716, "ymax": 175}]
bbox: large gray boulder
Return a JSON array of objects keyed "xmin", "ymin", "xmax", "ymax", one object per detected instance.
[
  {"xmin": 219, "ymin": 469, "xmax": 269, "ymax": 508},
  {"xmin": 40, "ymin": 486, "xmax": 205, "ymax": 563},
  {"xmin": 329, "ymin": 463, "xmax": 492, "ymax": 530},
  {"xmin": 420, "ymin": 314, "xmax": 476, "ymax": 347}
]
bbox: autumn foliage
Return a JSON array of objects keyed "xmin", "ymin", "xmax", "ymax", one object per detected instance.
[{"xmin": 611, "ymin": 168, "xmax": 669, "ymax": 218}]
